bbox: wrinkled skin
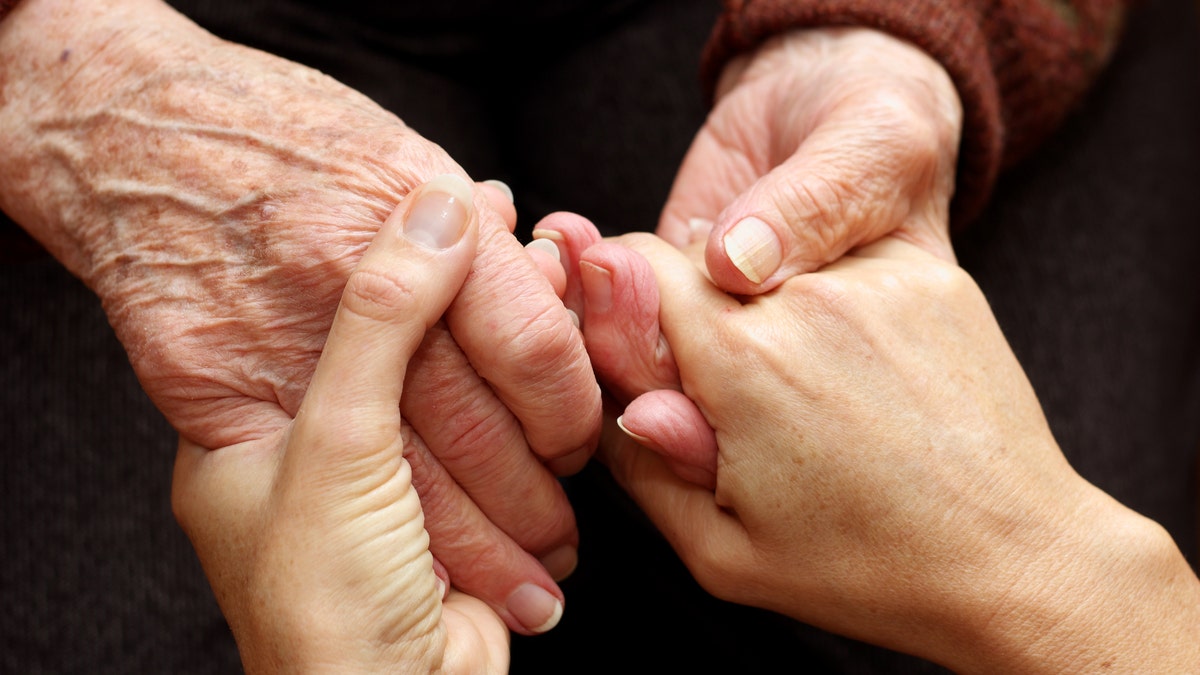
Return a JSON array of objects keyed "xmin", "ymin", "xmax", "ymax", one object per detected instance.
[
  {"xmin": 659, "ymin": 27, "xmax": 961, "ymax": 294},
  {"xmin": 174, "ymin": 181, "xmax": 508, "ymax": 673},
  {"xmin": 0, "ymin": 0, "xmax": 600, "ymax": 632}
]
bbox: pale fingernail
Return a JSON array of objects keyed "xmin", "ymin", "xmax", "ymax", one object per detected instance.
[
  {"xmin": 539, "ymin": 546, "xmax": 579, "ymax": 582},
  {"xmin": 579, "ymin": 261, "xmax": 612, "ymax": 314},
  {"xmin": 531, "ymin": 228, "xmax": 564, "ymax": 242},
  {"xmin": 616, "ymin": 415, "xmax": 652, "ymax": 444},
  {"xmin": 723, "ymin": 216, "xmax": 781, "ymax": 284},
  {"xmin": 403, "ymin": 174, "xmax": 473, "ymax": 250},
  {"xmin": 482, "ymin": 178, "xmax": 514, "ymax": 203},
  {"xmin": 508, "ymin": 584, "xmax": 564, "ymax": 634},
  {"xmin": 525, "ymin": 237, "xmax": 561, "ymax": 262}
]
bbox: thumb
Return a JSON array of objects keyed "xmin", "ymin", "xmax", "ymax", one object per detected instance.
[
  {"xmin": 705, "ymin": 117, "xmax": 954, "ymax": 295},
  {"xmin": 290, "ymin": 172, "xmax": 479, "ymax": 482}
]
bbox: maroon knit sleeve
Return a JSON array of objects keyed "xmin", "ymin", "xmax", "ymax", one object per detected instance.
[
  {"xmin": 702, "ymin": 0, "xmax": 1130, "ymax": 226},
  {"xmin": 0, "ymin": 0, "xmax": 20, "ymax": 23}
]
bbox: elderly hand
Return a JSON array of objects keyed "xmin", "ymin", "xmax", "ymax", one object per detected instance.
[
  {"xmin": 659, "ymin": 27, "xmax": 961, "ymax": 294},
  {"xmin": 173, "ymin": 179, "xmax": 509, "ymax": 673},
  {"xmin": 0, "ymin": 0, "xmax": 598, "ymax": 633},
  {"xmin": 587, "ymin": 232, "xmax": 1200, "ymax": 673}
]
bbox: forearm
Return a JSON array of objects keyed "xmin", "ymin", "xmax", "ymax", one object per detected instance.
[
  {"xmin": 0, "ymin": 0, "xmax": 217, "ymax": 278},
  {"xmin": 702, "ymin": 0, "xmax": 1132, "ymax": 226}
]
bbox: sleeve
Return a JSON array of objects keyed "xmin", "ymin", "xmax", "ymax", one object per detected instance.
[{"xmin": 700, "ymin": 0, "xmax": 1131, "ymax": 226}]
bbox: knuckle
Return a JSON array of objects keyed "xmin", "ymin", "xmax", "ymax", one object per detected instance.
[
  {"xmin": 432, "ymin": 404, "xmax": 515, "ymax": 469},
  {"xmin": 776, "ymin": 174, "xmax": 855, "ymax": 266},
  {"xmin": 861, "ymin": 85, "xmax": 953, "ymax": 192},
  {"xmin": 339, "ymin": 266, "xmax": 419, "ymax": 324}
]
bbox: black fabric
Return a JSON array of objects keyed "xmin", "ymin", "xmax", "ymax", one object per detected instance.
[{"xmin": 2, "ymin": 0, "xmax": 1197, "ymax": 672}]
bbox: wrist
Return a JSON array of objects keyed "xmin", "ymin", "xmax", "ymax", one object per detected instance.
[{"xmin": 939, "ymin": 487, "xmax": 1200, "ymax": 673}]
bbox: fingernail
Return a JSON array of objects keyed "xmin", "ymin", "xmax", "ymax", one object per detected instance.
[
  {"xmin": 616, "ymin": 415, "xmax": 652, "ymax": 445},
  {"xmin": 525, "ymin": 237, "xmax": 561, "ymax": 262},
  {"xmin": 723, "ymin": 216, "xmax": 781, "ymax": 284},
  {"xmin": 579, "ymin": 261, "xmax": 612, "ymax": 314},
  {"xmin": 482, "ymin": 178, "xmax": 514, "ymax": 203},
  {"xmin": 403, "ymin": 174, "xmax": 473, "ymax": 250},
  {"xmin": 531, "ymin": 228, "xmax": 564, "ymax": 242},
  {"xmin": 507, "ymin": 584, "xmax": 564, "ymax": 634},
  {"xmin": 539, "ymin": 546, "xmax": 579, "ymax": 582},
  {"xmin": 566, "ymin": 308, "xmax": 580, "ymax": 329}
]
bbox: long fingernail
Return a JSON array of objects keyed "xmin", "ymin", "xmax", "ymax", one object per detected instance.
[
  {"xmin": 481, "ymin": 178, "xmax": 514, "ymax": 203},
  {"xmin": 616, "ymin": 415, "xmax": 652, "ymax": 445},
  {"xmin": 403, "ymin": 174, "xmax": 473, "ymax": 250},
  {"xmin": 579, "ymin": 261, "xmax": 612, "ymax": 314},
  {"xmin": 508, "ymin": 584, "xmax": 564, "ymax": 634},
  {"xmin": 539, "ymin": 546, "xmax": 579, "ymax": 582},
  {"xmin": 723, "ymin": 216, "xmax": 781, "ymax": 284}
]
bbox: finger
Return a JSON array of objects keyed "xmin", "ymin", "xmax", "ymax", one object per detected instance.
[
  {"xmin": 597, "ymin": 415, "xmax": 748, "ymax": 591},
  {"xmin": 703, "ymin": 103, "xmax": 955, "ymax": 295},
  {"xmin": 577, "ymin": 242, "xmax": 680, "ymax": 403},
  {"xmin": 402, "ymin": 322, "xmax": 579, "ymax": 579},
  {"xmin": 601, "ymin": 233, "xmax": 735, "ymax": 371},
  {"xmin": 446, "ymin": 211, "xmax": 602, "ymax": 464},
  {"xmin": 478, "ymin": 179, "xmax": 517, "ymax": 233},
  {"xmin": 403, "ymin": 423, "xmax": 566, "ymax": 636},
  {"xmin": 531, "ymin": 211, "xmax": 604, "ymax": 319},
  {"xmin": 524, "ymin": 238, "xmax": 567, "ymax": 299},
  {"xmin": 293, "ymin": 173, "xmax": 477, "ymax": 473},
  {"xmin": 618, "ymin": 390, "xmax": 717, "ymax": 490}
]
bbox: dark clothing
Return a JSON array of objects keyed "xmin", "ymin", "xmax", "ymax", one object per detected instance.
[{"xmin": 2, "ymin": 0, "xmax": 1198, "ymax": 672}]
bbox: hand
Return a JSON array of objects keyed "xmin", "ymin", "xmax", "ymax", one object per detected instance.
[
  {"xmin": 659, "ymin": 27, "xmax": 961, "ymax": 294},
  {"xmin": 589, "ymin": 233, "xmax": 1200, "ymax": 672},
  {"xmin": 173, "ymin": 179, "xmax": 508, "ymax": 673},
  {"xmin": 0, "ymin": 0, "xmax": 598, "ymax": 632}
]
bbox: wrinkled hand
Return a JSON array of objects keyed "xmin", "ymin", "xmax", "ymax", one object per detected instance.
[
  {"xmin": 0, "ymin": 0, "xmax": 598, "ymax": 632},
  {"xmin": 584, "ymin": 232, "xmax": 1200, "ymax": 673},
  {"xmin": 659, "ymin": 27, "xmax": 961, "ymax": 294},
  {"xmin": 173, "ymin": 180, "xmax": 508, "ymax": 674}
]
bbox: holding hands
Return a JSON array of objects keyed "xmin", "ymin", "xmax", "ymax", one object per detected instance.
[
  {"xmin": 172, "ymin": 178, "xmax": 509, "ymax": 673},
  {"xmin": 0, "ymin": 0, "xmax": 596, "ymax": 634}
]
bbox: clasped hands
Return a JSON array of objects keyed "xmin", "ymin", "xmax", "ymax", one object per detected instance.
[
  {"xmin": 7, "ymin": 1, "xmax": 1135, "ymax": 670},
  {"xmin": 164, "ymin": 20, "xmax": 1019, "ymax": 670},
  {"xmin": 149, "ymin": 20, "xmax": 1011, "ymax": 673}
]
